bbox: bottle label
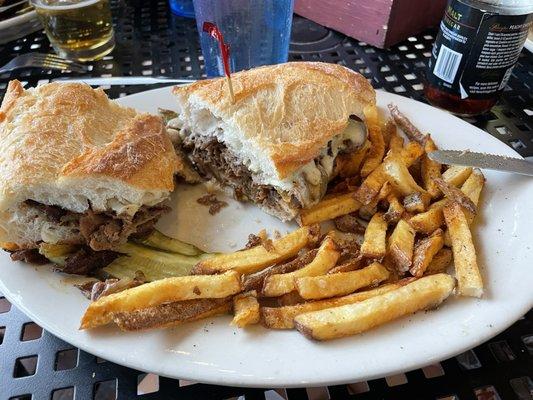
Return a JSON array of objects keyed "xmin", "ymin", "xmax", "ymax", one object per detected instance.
[{"xmin": 427, "ymin": 0, "xmax": 532, "ymax": 100}]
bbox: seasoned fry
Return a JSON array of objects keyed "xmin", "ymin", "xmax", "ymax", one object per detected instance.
[
  {"xmin": 232, "ymin": 291, "xmax": 260, "ymax": 327},
  {"xmin": 409, "ymin": 229, "xmax": 444, "ymax": 277},
  {"xmin": 355, "ymin": 141, "xmax": 424, "ymax": 205},
  {"xmin": 384, "ymin": 194, "xmax": 404, "ymax": 224},
  {"xmin": 408, "ymin": 198, "xmax": 447, "ymax": 233},
  {"xmin": 328, "ymin": 257, "xmax": 363, "ymax": 274},
  {"xmin": 459, "ymin": 168, "xmax": 485, "ymax": 220},
  {"xmin": 295, "ymin": 262, "xmax": 390, "ymax": 300},
  {"xmin": 443, "ymin": 169, "xmax": 486, "ymax": 246},
  {"xmin": 383, "ymin": 155, "xmax": 429, "ymax": 200},
  {"xmin": 275, "ymin": 291, "xmax": 306, "ymax": 306},
  {"xmin": 192, "ymin": 226, "xmax": 315, "ymax": 275},
  {"xmin": 442, "ymin": 165, "xmax": 473, "ymax": 188},
  {"xmin": 388, "ymin": 219, "xmax": 415, "ymax": 272},
  {"xmin": 403, "ymin": 192, "xmax": 429, "ymax": 213},
  {"xmin": 294, "ymin": 273, "xmax": 455, "ymax": 340},
  {"xmin": 262, "ymin": 237, "xmax": 340, "ymax": 297},
  {"xmin": 354, "ymin": 167, "xmax": 388, "ymax": 205},
  {"xmin": 385, "ymin": 120, "xmax": 404, "ymax": 154},
  {"xmin": 421, "ymin": 136, "xmax": 442, "ymax": 198},
  {"xmin": 435, "ymin": 178, "xmax": 477, "ymax": 215},
  {"xmin": 337, "ymin": 140, "xmax": 370, "ymax": 177},
  {"xmin": 298, "ymin": 193, "xmax": 362, "ymax": 225},
  {"xmin": 361, "ymin": 212, "xmax": 387, "ymax": 259},
  {"xmin": 361, "ymin": 113, "xmax": 385, "ymax": 177},
  {"xmin": 80, "ymin": 271, "xmax": 242, "ymax": 329},
  {"xmin": 261, "ymin": 283, "xmax": 401, "ymax": 329},
  {"xmin": 388, "ymin": 104, "xmax": 426, "ymax": 144},
  {"xmin": 358, "ymin": 203, "xmax": 377, "ymax": 220},
  {"xmin": 242, "ymin": 249, "xmax": 318, "ymax": 293},
  {"xmin": 113, "ymin": 297, "xmax": 231, "ymax": 331},
  {"xmin": 424, "ymin": 248, "xmax": 453, "ymax": 275},
  {"xmin": 443, "ymin": 203, "xmax": 483, "ymax": 297}
]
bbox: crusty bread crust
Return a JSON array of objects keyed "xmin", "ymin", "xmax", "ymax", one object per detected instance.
[
  {"xmin": 173, "ymin": 62, "xmax": 375, "ymax": 178},
  {"xmin": 0, "ymin": 81, "xmax": 178, "ymax": 211}
]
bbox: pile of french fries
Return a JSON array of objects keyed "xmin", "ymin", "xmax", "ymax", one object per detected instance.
[{"xmin": 80, "ymin": 104, "xmax": 486, "ymax": 341}]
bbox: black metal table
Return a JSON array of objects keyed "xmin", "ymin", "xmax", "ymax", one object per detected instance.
[{"xmin": 0, "ymin": 1, "xmax": 532, "ymax": 399}]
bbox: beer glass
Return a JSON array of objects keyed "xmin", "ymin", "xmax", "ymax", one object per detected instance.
[{"xmin": 31, "ymin": 0, "xmax": 115, "ymax": 62}]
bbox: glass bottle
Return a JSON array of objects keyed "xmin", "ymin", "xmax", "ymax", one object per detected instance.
[{"xmin": 425, "ymin": 0, "xmax": 533, "ymax": 116}]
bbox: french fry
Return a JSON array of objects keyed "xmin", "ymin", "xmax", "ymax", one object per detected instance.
[
  {"xmin": 361, "ymin": 212, "xmax": 387, "ymax": 259},
  {"xmin": 80, "ymin": 271, "xmax": 242, "ymax": 329},
  {"xmin": 383, "ymin": 155, "xmax": 429, "ymax": 200},
  {"xmin": 192, "ymin": 226, "xmax": 315, "ymax": 275},
  {"xmin": 358, "ymin": 203, "xmax": 377, "ymax": 220},
  {"xmin": 383, "ymin": 194, "xmax": 404, "ymax": 224},
  {"xmin": 424, "ymin": 248, "xmax": 453, "ymax": 275},
  {"xmin": 408, "ymin": 198, "xmax": 447, "ymax": 233},
  {"xmin": 262, "ymin": 237, "xmax": 340, "ymax": 297},
  {"xmin": 294, "ymin": 273, "xmax": 455, "ymax": 340},
  {"xmin": 403, "ymin": 192, "xmax": 429, "ymax": 213},
  {"xmin": 458, "ymin": 168, "xmax": 485, "ymax": 222},
  {"xmin": 337, "ymin": 140, "xmax": 371, "ymax": 177},
  {"xmin": 275, "ymin": 291, "xmax": 306, "ymax": 306},
  {"xmin": 443, "ymin": 169, "xmax": 485, "ymax": 246},
  {"xmin": 435, "ymin": 178, "xmax": 477, "ymax": 215},
  {"xmin": 295, "ymin": 262, "xmax": 389, "ymax": 300},
  {"xmin": 386, "ymin": 120, "xmax": 404, "ymax": 154},
  {"xmin": 388, "ymin": 104, "xmax": 427, "ymax": 144},
  {"xmin": 113, "ymin": 297, "xmax": 231, "ymax": 331},
  {"xmin": 421, "ymin": 136, "xmax": 442, "ymax": 198},
  {"xmin": 443, "ymin": 202, "xmax": 483, "ymax": 297},
  {"xmin": 261, "ymin": 283, "xmax": 401, "ymax": 329},
  {"xmin": 442, "ymin": 165, "xmax": 473, "ymax": 188},
  {"xmin": 361, "ymin": 110, "xmax": 385, "ymax": 177},
  {"xmin": 354, "ymin": 167, "xmax": 388, "ymax": 205},
  {"xmin": 355, "ymin": 141, "xmax": 424, "ymax": 205},
  {"xmin": 242, "ymin": 249, "xmax": 318, "ymax": 293},
  {"xmin": 231, "ymin": 291, "xmax": 260, "ymax": 327},
  {"xmin": 328, "ymin": 257, "xmax": 363, "ymax": 274},
  {"xmin": 409, "ymin": 229, "xmax": 444, "ymax": 277},
  {"xmin": 399, "ymin": 141, "xmax": 425, "ymax": 166},
  {"xmin": 298, "ymin": 193, "xmax": 361, "ymax": 225},
  {"xmin": 388, "ymin": 219, "xmax": 415, "ymax": 272}
]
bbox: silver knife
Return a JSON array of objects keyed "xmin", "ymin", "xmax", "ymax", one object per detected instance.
[
  {"xmin": 52, "ymin": 77, "xmax": 198, "ymax": 86},
  {"xmin": 429, "ymin": 150, "xmax": 533, "ymax": 177}
]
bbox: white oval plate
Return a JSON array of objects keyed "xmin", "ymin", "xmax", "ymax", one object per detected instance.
[{"xmin": 1, "ymin": 87, "xmax": 532, "ymax": 388}]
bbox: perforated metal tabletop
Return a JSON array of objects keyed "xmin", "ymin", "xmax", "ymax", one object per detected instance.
[{"xmin": 0, "ymin": 1, "xmax": 532, "ymax": 399}]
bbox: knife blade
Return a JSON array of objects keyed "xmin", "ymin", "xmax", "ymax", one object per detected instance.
[
  {"xmin": 52, "ymin": 77, "xmax": 198, "ymax": 86},
  {"xmin": 428, "ymin": 150, "xmax": 533, "ymax": 177}
]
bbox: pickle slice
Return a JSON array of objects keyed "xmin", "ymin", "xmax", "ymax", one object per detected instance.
[{"xmin": 136, "ymin": 231, "xmax": 203, "ymax": 256}]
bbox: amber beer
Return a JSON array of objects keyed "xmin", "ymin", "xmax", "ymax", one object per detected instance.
[{"xmin": 31, "ymin": 0, "xmax": 114, "ymax": 61}]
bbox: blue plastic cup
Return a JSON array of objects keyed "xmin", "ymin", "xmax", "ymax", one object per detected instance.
[
  {"xmin": 169, "ymin": 0, "xmax": 195, "ymax": 18},
  {"xmin": 192, "ymin": 0, "xmax": 294, "ymax": 77}
]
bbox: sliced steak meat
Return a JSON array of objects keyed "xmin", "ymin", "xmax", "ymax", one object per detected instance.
[
  {"xmin": 10, "ymin": 248, "xmax": 49, "ymax": 264},
  {"xmin": 24, "ymin": 200, "xmax": 67, "ymax": 223},
  {"xmin": 62, "ymin": 247, "xmax": 120, "ymax": 275},
  {"xmin": 24, "ymin": 201, "xmax": 169, "ymax": 251},
  {"xmin": 182, "ymin": 135, "xmax": 302, "ymax": 216}
]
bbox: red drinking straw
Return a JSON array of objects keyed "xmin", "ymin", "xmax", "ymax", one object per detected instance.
[{"xmin": 202, "ymin": 21, "xmax": 235, "ymax": 102}]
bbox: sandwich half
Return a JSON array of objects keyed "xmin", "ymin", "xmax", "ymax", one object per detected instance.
[
  {"xmin": 172, "ymin": 62, "xmax": 375, "ymax": 221},
  {"xmin": 0, "ymin": 81, "xmax": 178, "ymax": 265}
]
